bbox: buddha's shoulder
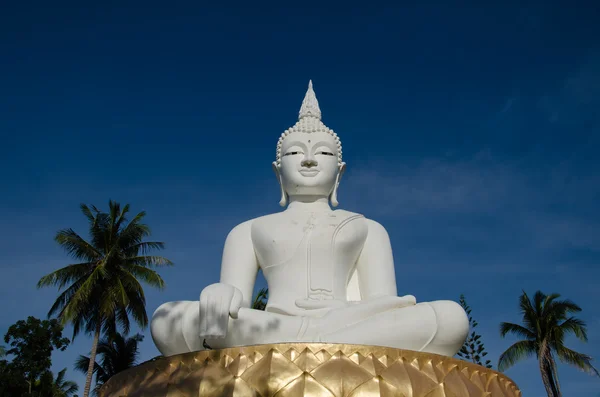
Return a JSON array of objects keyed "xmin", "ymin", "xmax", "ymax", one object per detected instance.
[
  {"xmin": 246, "ymin": 212, "xmax": 285, "ymax": 227},
  {"xmin": 225, "ymin": 211, "xmax": 385, "ymax": 240},
  {"xmin": 225, "ymin": 214, "xmax": 282, "ymax": 238},
  {"xmin": 332, "ymin": 209, "xmax": 364, "ymax": 219},
  {"xmin": 331, "ymin": 211, "xmax": 391, "ymax": 235}
]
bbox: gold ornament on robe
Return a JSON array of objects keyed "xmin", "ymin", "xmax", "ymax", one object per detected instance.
[{"xmin": 99, "ymin": 343, "xmax": 521, "ymax": 397}]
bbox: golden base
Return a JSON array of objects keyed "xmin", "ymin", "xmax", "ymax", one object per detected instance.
[{"xmin": 99, "ymin": 343, "xmax": 521, "ymax": 396}]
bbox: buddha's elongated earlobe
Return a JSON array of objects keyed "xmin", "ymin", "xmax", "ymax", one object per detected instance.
[
  {"xmin": 272, "ymin": 162, "xmax": 288, "ymax": 207},
  {"xmin": 330, "ymin": 162, "xmax": 346, "ymax": 207}
]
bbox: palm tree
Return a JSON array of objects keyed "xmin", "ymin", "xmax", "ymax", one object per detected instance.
[
  {"xmin": 498, "ymin": 290, "xmax": 599, "ymax": 397},
  {"xmin": 53, "ymin": 368, "xmax": 79, "ymax": 397},
  {"xmin": 38, "ymin": 201, "xmax": 172, "ymax": 397},
  {"xmin": 251, "ymin": 288, "xmax": 268, "ymax": 310},
  {"xmin": 37, "ymin": 368, "xmax": 79, "ymax": 397},
  {"xmin": 75, "ymin": 333, "xmax": 143, "ymax": 396}
]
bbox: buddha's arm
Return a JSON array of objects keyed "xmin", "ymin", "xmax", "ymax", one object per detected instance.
[
  {"xmin": 355, "ymin": 219, "xmax": 399, "ymax": 298},
  {"xmin": 219, "ymin": 220, "xmax": 259, "ymax": 308}
]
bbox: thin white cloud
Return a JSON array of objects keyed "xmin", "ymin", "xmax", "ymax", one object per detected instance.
[
  {"xmin": 342, "ymin": 151, "xmax": 600, "ymax": 254},
  {"xmin": 538, "ymin": 52, "xmax": 600, "ymax": 125}
]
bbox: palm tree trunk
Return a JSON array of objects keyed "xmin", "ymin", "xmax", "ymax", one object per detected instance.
[
  {"xmin": 538, "ymin": 350, "xmax": 556, "ymax": 397},
  {"xmin": 545, "ymin": 357, "xmax": 560, "ymax": 397},
  {"xmin": 548, "ymin": 353, "xmax": 561, "ymax": 397},
  {"xmin": 83, "ymin": 322, "xmax": 101, "ymax": 397}
]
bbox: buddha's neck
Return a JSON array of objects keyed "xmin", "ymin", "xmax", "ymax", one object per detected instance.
[{"xmin": 287, "ymin": 197, "xmax": 331, "ymax": 212}]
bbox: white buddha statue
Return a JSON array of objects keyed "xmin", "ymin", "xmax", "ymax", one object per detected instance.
[{"xmin": 151, "ymin": 81, "xmax": 469, "ymax": 358}]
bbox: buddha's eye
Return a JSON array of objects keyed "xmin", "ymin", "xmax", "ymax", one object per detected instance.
[
  {"xmin": 316, "ymin": 151, "xmax": 335, "ymax": 156},
  {"xmin": 284, "ymin": 151, "xmax": 303, "ymax": 156}
]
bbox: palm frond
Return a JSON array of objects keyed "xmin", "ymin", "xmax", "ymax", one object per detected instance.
[
  {"xmin": 54, "ymin": 368, "xmax": 79, "ymax": 396},
  {"xmin": 125, "ymin": 241, "xmax": 166, "ymax": 256},
  {"xmin": 60, "ymin": 265, "xmax": 107, "ymax": 322},
  {"xmin": 252, "ymin": 288, "xmax": 269, "ymax": 310},
  {"xmin": 126, "ymin": 255, "xmax": 173, "ymax": 269},
  {"xmin": 556, "ymin": 346, "xmax": 600, "ymax": 376},
  {"xmin": 55, "ymin": 229, "xmax": 101, "ymax": 261},
  {"xmin": 551, "ymin": 299, "xmax": 583, "ymax": 316},
  {"xmin": 80, "ymin": 203, "xmax": 98, "ymax": 223},
  {"xmin": 533, "ymin": 290, "xmax": 546, "ymax": 314},
  {"xmin": 113, "ymin": 202, "xmax": 131, "ymax": 234},
  {"xmin": 116, "ymin": 212, "xmax": 151, "ymax": 248},
  {"xmin": 77, "ymin": 332, "xmax": 143, "ymax": 385},
  {"xmin": 499, "ymin": 322, "xmax": 535, "ymax": 340},
  {"xmin": 75, "ymin": 355, "xmax": 106, "ymax": 382},
  {"xmin": 498, "ymin": 340, "xmax": 537, "ymax": 372},
  {"xmin": 125, "ymin": 265, "xmax": 166, "ymax": 289},
  {"xmin": 37, "ymin": 262, "xmax": 94, "ymax": 290},
  {"xmin": 540, "ymin": 293, "xmax": 561, "ymax": 325},
  {"xmin": 518, "ymin": 290, "xmax": 539, "ymax": 335},
  {"xmin": 119, "ymin": 273, "xmax": 149, "ymax": 329},
  {"xmin": 558, "ymin": 317, "xmax": 588, "ymax": 342},
  {"xmin": 48, "ymin": 276, "xmax": 88, "ymax": 319}
]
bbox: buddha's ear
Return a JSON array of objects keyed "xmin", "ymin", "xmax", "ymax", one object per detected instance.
[
  {"xmin": 330, "ymin": 162, "xmax": 346, "ymax": 207},
  {"xmin": 272, "ymin": 162, "xmax": 288, "ymax": 207}
]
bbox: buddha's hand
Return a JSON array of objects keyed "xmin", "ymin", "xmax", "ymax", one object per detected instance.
[{"xmin": 199, "ymin": 283, "xmax": 243, "ymax": 339}]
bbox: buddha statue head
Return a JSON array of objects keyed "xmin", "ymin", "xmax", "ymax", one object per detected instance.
[{"xmin": 273, "ymin": 81, "xmax": 346, "ymax": 207}]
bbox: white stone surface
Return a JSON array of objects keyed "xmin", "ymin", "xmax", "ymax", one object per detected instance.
[{"xmin": 151, "ymin": 81, "xmax": 469, "ymax": 357}]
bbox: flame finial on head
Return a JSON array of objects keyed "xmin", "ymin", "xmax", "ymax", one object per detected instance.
[{"xmin": 298, "ymin": 80, "xmax": 322, "ymax": 120}]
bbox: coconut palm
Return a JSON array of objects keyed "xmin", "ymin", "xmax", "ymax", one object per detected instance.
[
  {"xmin": 52, "ymin": 368, "xmax": 79, "ymax": 397},
  {"xmin": 75, "ymin": 333, "xmax": 143, "ymax": 396},
  {"xmin": 36, "ymin": 368, "xmax": 79, "ymax": 397},
  {"xmin": 38, "ymin": 201, "xmax": 172, "ymax": 397},
  {"xmin": 251, "ymin": 288, "xmax": 268, "ymax": 310},
  {"xmin": 498, "ymin": 290, "xmax": 599, "ymax": 397}
]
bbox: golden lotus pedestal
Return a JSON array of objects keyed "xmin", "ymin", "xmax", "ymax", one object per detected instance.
[{"xmin": 99, "ymin": 343, "xmax": 521, "ymax": 397}]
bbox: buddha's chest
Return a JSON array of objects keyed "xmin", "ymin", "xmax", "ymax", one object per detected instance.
[{"xmin": 251, "ymin": 210, "xmax": 368, "ymax": 293}]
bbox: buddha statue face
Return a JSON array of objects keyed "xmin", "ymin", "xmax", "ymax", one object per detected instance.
[
  {"xmin": 279, "ymin": 130, "xmax": 344, "ymax": 200},
  {"xmin": 273, "ymin": 80, "xmax": 345, "ymax": 207}
]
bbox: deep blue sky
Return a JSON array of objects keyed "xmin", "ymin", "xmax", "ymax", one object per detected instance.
[{"xmin": 1, "ymin": 1, "xmax": 599, "ymax": 395}]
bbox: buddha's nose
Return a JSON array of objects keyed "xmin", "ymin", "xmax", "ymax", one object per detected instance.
[{"xmin": 301, "ymin": 158, "xmax": 318, "ymax": 168}]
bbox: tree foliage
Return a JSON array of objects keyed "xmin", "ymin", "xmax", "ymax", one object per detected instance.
[
  {"xmin": 36, "ymin": 368, "xmax": 79, "ymax": 397},
  {"xmin": 38, "ymin": 200, "xmax": 172, "ymax": 397},
  {"xmin": 456, "ymin": 294, "xmax": 492, "ymax": 368},
  {"xmin": 75, "ymin": 332, "xmax": 144, "ymax": 396},
  {"xmin": 499, "ymin": 290, "xmax": 598, "ymax": 397},
  {"xmin": 0, "ymin": 359, "xmax": 28, "ymax": 396},
  {"xmin": 252, "ymin": 288, "xmax": 268, "ymax": 311},
  {"xmin": 3, "ymin": 316, "xmax": 70, "ymax": 394},
  {"xmin": 0, "ymin": 316, "xmax": 76, "ymax": 397}
]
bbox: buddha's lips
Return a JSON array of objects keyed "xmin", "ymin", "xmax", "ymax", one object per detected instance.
[{"xmin": 299, "ymin": 169, "xmax": 320, "ymax": 177}]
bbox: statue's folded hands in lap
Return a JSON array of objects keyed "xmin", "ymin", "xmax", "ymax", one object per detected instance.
[{"xmin": 151, "ymin": 81, "xmax": 469, "ymax": 358}]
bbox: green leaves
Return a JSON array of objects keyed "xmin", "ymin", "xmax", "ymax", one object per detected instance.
[
  {"xmin": 38, "ymin": 200, "xmax": 171, "ymax": 337},
  {"xmin": 456, "ymin": 294, "xmax": 493, "ymax": 369},
  {"xmin": 53, "ymin": 367, "xmax": 79, "ymax": 396},
  {"xmin": 500, "ymin": 322, "xmax": 535, "ymax": 339},
  {"xmin": 499, "ymin": 290, "xmax": 599, "ymax": 395},
  {"xmin": 38, "ymin": 201, "xmax": 172, "ymax": 397},
  {"xmin": 252, "ymin": 288, "xmax": 269, "ymax": 311},
  {"xmin": 2, "ymin": 316, "xmax": 71, "ymax": 394},
  {"xmin": 556, "ymin": 346, "xmax": 599, "ymax": 376},
  {"xmin": 75, "ymin": 332, "xmax": 144, "ymax": 396},
  {"xmin": 55, "ymin": 228, "xmax": 102, "ymax": 262},
  {"xmin": 498, "ymin": 340, "xmax": 536, "ymax": 372}
]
